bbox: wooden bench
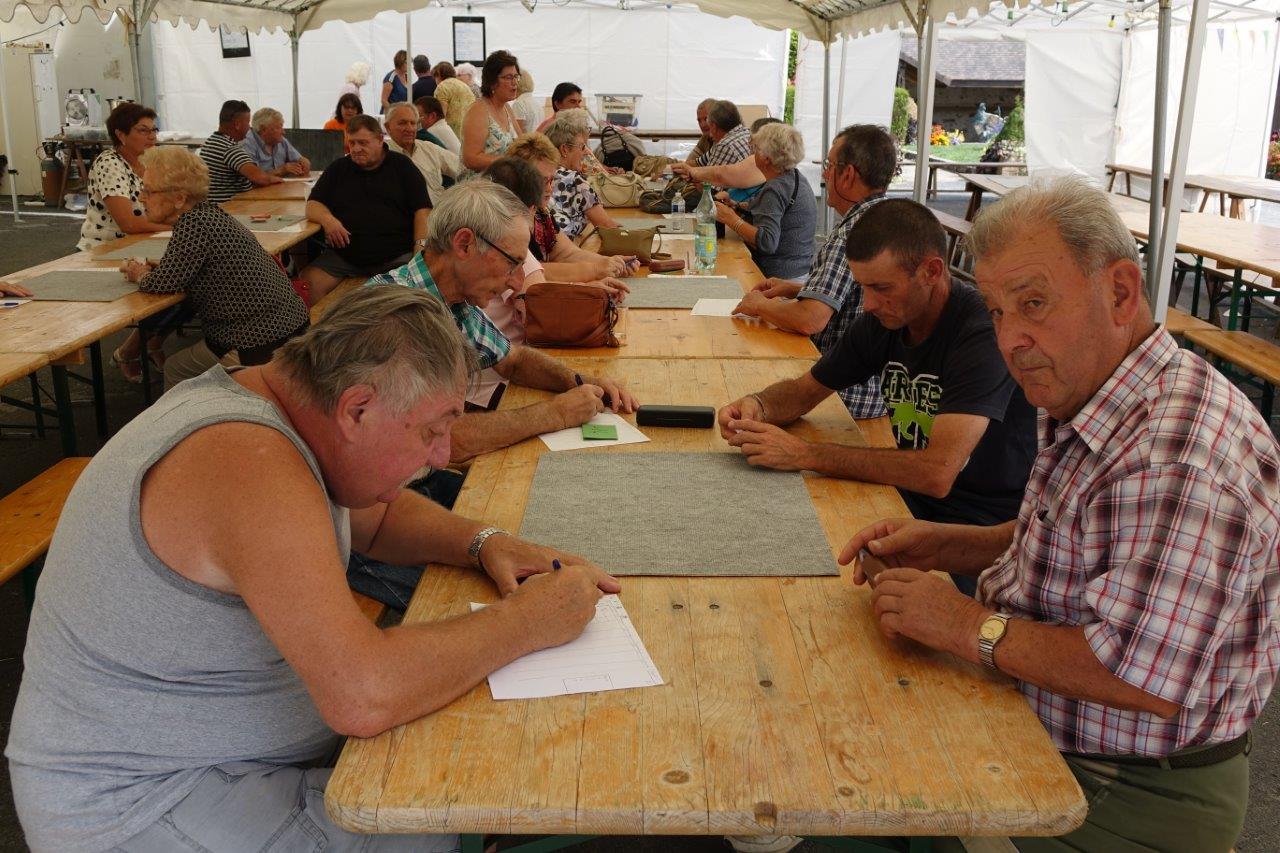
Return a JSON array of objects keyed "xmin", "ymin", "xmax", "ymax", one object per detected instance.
[
  {"xmin": 0, "ymin": 457, "xmax": 92, "ymax": 604},
  {"xmin": 352, "ymin": 590, "xmax": 386, "ymax": 625},
  {"xmin": 1184, "ymin": 328, "xmax": 1280, "ymax": 420},
  {"xmin": 931, "ymin": 207, "xmax": 975, "ymax": 280},
  {"xmin": 309, "ymin": 277, "xmax": 366, "ymax": 324},
  {"xmin": 1164, "ymin": 306, "xmax": 1218, "ymax": 338}
]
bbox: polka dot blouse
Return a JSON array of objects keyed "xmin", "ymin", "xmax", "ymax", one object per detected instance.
[{"xmin": 77, "ymin": 150, "xmax": 145, "ymax": 252}]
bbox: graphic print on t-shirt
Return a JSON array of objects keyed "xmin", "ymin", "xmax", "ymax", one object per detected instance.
[{"xmin": 881, "ymin": 362, "xmax": 941, "ymax": 449}]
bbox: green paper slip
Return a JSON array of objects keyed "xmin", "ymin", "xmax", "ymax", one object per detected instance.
[{"xmin": 581, "ymin": 423, "xmax": 619, "ymax": 441}]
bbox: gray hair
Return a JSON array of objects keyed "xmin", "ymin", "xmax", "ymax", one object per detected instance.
[
  {"xmin": 752, "ymin": 123, "xmax": 804, "ymax": 171},
  {"xmin": 384, "ymin": 102, "xmax": 419, "ymax": 126},
  {"xmin": 543, "ymin": 108, "xmax": 589, "ymax": 150},
  {"xmin": 251, "ymin": 107, "xmax": 283, "ymax": 133},
  {"xmin": 138, "ymin": 146, "xmax": 209, "ymax": 203},
  {"xmin": 425, "ymin": 179, "xmax": 533, "ymax": 253},
  {"xmin": 707, "ymin": 99, "xmax": 742, "ymax": 133},
  {"xmin": 276, "ymin": 285, "xmax": 477, "ymax": 416},
  {"xmin": 966, "ymin": 177, "xmax": 1143, "ymax": 281}
]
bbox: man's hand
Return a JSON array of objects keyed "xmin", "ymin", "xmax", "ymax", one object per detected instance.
[
  {"xmin": 732, "ymin": 290, "xmax": 770, "ymax": 318},
  {"xmin": 322, "ymin": 215, "xmax": 352, "ymax": 248},
  {"xmin": 839, "ymin": 518, "xmax": 955, "ymax": 583},
  {"xmin": 588, "ymin": 277, "xmax": 630, "ymax": 301},
  {"xmin": 283, "ymin": 161, "xmax": 306, "ymax": 177},
  {"xmin": 504, "ymin": 563, "xmax": 623, "ymax": 650},
  {"xmin": 121, "ymin": 258, "xmax": 150, "ymax": 283},
  {"xmin": 670, "ymin": 162, "xmax": 694, "ymax": 180},
  {"xmin": 714, "ymin": 201, "xmax": 735, "ymax": 224},
  {"xmin": 725, "ymin": 420, "xmax": 813, "ymax": 471},
  {"xmin": 716, "ymin": 394, "xmax": 765, "ymax": 440},
  {"xmin": 752, "ymin": 278, "xmax": 803, "ymax": 299},
  {"xmin": 578, "ymin": 375, "xmax": 638, "ymax": 414},
  {"xmin": 871, "ymin": 568, "xmax": 986, "ymax": 654},
  {"xmin": 480, "ymin": 534, "xmax": 621, "ymax": 597},
  {"xmin": 552, "ymin": 384, "xmax": 606, "ymax": 427}
]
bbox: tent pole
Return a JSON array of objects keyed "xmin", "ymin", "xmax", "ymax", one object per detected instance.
[
  {"xmin": 406, "ymin": 15, "xmax": 412, "ymax": 71},
  {"xmin": 291, "ymin": 28, "xmax": 301, "ymax": 130},
  {"xmin": 835, "ymin": 34, "xmax": 848, "ymax": 135},
  {"xmin": 912, "ymin": 14, "xmax": 937, "ymax": 203},
  {"xmin": 0, "ymin": 45, "xmax": 22, "ymax": 223},
  {"xmin": 1152, "ymin": 0, "xmax": 1209, "ymax": 325},
  {"xmin": 127, "ymin": 2, "xmax": 144, "ymax": 103},
  {"xmin": 1147, "ymin": 0, "xmax": 1172, "ymax": 292},
  {"xmin": 822, "ymin": 23, "xmax": 832, "ymax": 231}
]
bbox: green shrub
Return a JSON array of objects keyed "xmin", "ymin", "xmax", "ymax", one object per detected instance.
[
  {"xmin": 784, "ymin": 84, "xmax": 795, "ymax": 124},
  {"xmin": 994, "ymin": 95, "xmax": 1025, "ymax": 145},
  {"xmin": 788, "ymin": 30, "xmax": 798, "ymax": 81},
  {"xmin": 890, "ymin": 87, "xmax": 911, "ymax": 143}
]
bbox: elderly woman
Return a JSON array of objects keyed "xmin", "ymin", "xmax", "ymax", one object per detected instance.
[
  {"xmin": 544, "ymin": 108, "xmax": 618, "ymax": 239},
  {"xmin": 455, "ymin": 63, "xmax": 482, "ymax": 98},
  {"xmin": 511, "ymin": 68, "xmax": 541, "ymax": 133},
  {"xmin": 380, "ymin": 50, "xmax": 410, "ymax": 113},
  {"xmin": 506, "ymin": 133, "xmax": 636, "ymax": 282},
  {"xmin": 243, "ymin": 107, "xmax": 310, "ymax": 177},
  {"xmin": 77, "ymin": 103, "xmax": 170, "ymax": 252},
  {"xmin": 120, "ymin": 147, "xmax": 309, "ymax": 389},
  {"xmin": 714, "ymin": 123, "xmax": 815, "ymax": 281},
  {"xmin": 434, "ymin": 76, "xmax": 475, "ymax": 143},
  {"xmin": 461, "ymin": 50, "xmax": 524, "ymax": 172}
]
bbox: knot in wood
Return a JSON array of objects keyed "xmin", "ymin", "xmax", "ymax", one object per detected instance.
[
  {"xmin": 759, "ymin": 679, "xmax": 773, "ymax": 688},
  {"xmin": 709, "ymin": 603, "xmax": 720, "ymax": 610},
  {"xmin": 838, "ymin": 786, "xmax": 855, "ymax": 796},
  {"xmin": 897, "ymin": 677, "xmax": 910, "ymax": 687},
  {"xmin": 662, "ymin": 769, "xmax": 690, "ymax": 784}
]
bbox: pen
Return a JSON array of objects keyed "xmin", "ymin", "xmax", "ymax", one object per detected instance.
[
  {"xmin": 552, "ymin": 559, "xmax": 562, "ymax": 571},
  {"xmin": 574, "ymin": 372, "xmax": 612, "ymax": 408}
]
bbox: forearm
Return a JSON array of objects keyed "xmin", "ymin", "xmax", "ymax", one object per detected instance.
[
  {"xmin": 499, "ymin": 346, "xmax": 576, "ymax": 391},
  {"xmin": 801, "ymin": 443, "xmax": 958, "ymax": 497},
  {"xmin": 449, "ymin": 403, "xmax": 567, "ymax": 462},
  {"xmin": 357, "ymin": 489, "xmax": 486, "ymax": 568},
  {"xmin": 463, "ymin": 148, "xmax": 497, "ymax": 171},
  {"xmin": 243, "ymin": 164, "xmax": 278, "ymax": 187},
  {"xmin": 725, "ymin": 214, "xmax": 757, "ymax": 248},
  {"xmin": 586, "ymin": 205, "xmax": 618, "ymax": 229},
  {"xmin": 413, "ymin": 209, "xmax": 429, "ymax": 241},
  {"xmin": 755, "ymin": 378, "xmax": 830, "ymax": 426},
  {"xmin": 541, "ymin": 260, "xmax": 602, "ymax": 281},
  {"xmin": 306, "ymin": 200, "xmax": 336, "ymax": 228},
  {"xmin": 752, "ymin": 297, "xmax": 830, "ymax": 336}
]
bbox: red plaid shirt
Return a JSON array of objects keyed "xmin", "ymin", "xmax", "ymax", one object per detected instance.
[{"xmin": 977, "ymin": 329, "xmax": 1280, "ymax": 757}]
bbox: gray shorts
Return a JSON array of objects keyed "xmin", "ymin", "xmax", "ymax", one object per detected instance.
[
  {"xmin": 309, "ymin": 249, "xmax": 415, "ymax": 280},
  {"xmin": 113, "ymin": 763, "xmax": 460, "ymax": 852}
]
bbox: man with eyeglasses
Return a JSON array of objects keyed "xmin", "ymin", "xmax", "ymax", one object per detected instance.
[
  {"xmin": 355, "ymin": 180, "xmax": 638, "ymax": 608},
  {"xmin": 300, "ymin": 114, "xmax": 432, "ymax": 303},
  {"xmin": 731, "ymin": 124, "xmax": 898, "ymax": 419}
]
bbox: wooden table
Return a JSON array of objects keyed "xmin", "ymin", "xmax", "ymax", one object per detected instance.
[
  {"xmin": 231, "ymin": 174, "xmax": 321, "ymax": 202},
  {"xmin": 1106, "ymin": 163, "xmax": 1280, "ymax": 219},
  {"xmin": 327, "ymin": 356, "xmax": 1086, "ymax": 841},
  {"xmin": 927, "ymin": 159, "xmax": 1025, "ymax": 199}
]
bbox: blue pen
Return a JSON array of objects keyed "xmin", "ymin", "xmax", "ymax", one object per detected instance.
[
  {"xmin": 552, "ymin": 559, "xmax": 562, "ymax": 571},
  {"xmin": 573, "ymin": 373, "xmax": 612, "ymax": 408}
]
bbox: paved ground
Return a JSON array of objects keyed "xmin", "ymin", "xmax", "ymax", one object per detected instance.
[{"xmin": 0, "ymin": 195, "xmax": 1276, "ymax": 851}]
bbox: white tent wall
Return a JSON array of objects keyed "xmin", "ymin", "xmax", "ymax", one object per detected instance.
[
  {"xmin": 792, "ymin": 30, "xmax": 900, "ymax": 164},
  {"xmin": 1024, "ymin": 29, "xmax": 1123, "ymax": 180},
  {"xmin": 1114, "ymin": 18, "xmax": 1278, "ymax": 182},
  {"xmin": 149, "ymin": 5, "xmax": 788, "ymax": 145}
]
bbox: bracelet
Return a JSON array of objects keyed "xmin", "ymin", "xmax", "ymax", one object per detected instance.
[
  {"xmin": 748, "ymin": 393, "xmax": 768, "ymax": 421},
  {"xmin": 467, "ymin": 526, "xmax": 507, "ymax": 571}
]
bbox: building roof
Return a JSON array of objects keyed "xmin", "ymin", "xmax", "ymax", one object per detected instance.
[{"xmin": 899, "ymin": 38, "xmax": 1025, "ymax": 87}]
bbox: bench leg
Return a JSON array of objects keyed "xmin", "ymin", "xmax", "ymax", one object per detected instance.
[
  {"xmin": 51, "ymin": 365, "xmax": 78, "ymax": 457},
  {"xmin": 30, "ymin": 374, "xmax": 46, "ymax": 438},
  {"xmin": 1227, "ymin": 269, "xmax": 1244, "ymax": 331},
  {"xmin": 21, "ymin": 555, "xmax": 44, "ymax": 612},
  {"xmin": 89, "ymin": 341, "xmax": 108, "ymax": 439}
]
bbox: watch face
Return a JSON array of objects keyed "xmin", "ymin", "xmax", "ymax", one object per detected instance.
[{"xmin": 980, "ymin": 619, "xmax": 1005, "ymax": 641}]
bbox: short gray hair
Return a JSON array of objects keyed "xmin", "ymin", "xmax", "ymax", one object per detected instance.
[
  {"xmin": 384, "ymin": 102, "xmax": 419, "ymax": 126},
  {"xmin": 425, "ymin": 179, "xmax": 533, "ymax": 253},
  {"xmin": 251, "ymin": 107, "xmax": 283, "ymax": 133},
  {"xmin": 752, "ymin": 123, "xmax": 803, "ymax": 171},
  {"xmin": 276, "ymin": 285, "xmax": 477, "ymax": 415},
  {"xmin": 543, "ymin": 108, "xmax": 589, "ymax": 150},
  {"xmin": 966, "ymin": 177, "xmax": 1143, "ymax": 281},
  {"xmin": 707, "ymin": 100, "xmax": 742, "ymax": 133}
]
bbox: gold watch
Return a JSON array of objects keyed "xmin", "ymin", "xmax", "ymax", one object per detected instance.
[{"xmin": 978, "ymin": 613, "xmax": 1010, "ymax": 672}]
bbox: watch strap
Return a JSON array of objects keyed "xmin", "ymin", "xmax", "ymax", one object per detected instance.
[
  {"xmin": 978, "ymin": 613, "xmax": 1011, "ymax": 672},
  {"xmin": 467, "ymin": 526, "xmax": 506, "ymax": 571}
]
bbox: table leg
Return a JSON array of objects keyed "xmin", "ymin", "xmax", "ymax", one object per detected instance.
[
  {"xmin": 138, "ymin": 326, "xmax": 155, "ymax": 405},
  {"xmin": 1190, "ymin": 256, "xmax": 1204, "ymax": 318},
  {"xmin": 51, "ymin": 365, "xmax": 77, "ymax": 456},
  {"xmin": 57, "ymin": 142, "xmax": 72, "ymax": 208},
  {"xmin": 1106, "ymin": 169, "xmax": 1116, "ymax": 192},
  {"xmin": 1126, "ymin": 173, "xmax": 1133, "ymax": 197},
  {"xmin": 964, "ymin": 188, "xmax": 984, "ymax": 222},
  {"xmin": 29, "ymin": 374, "xmax": 46, "ymax": 437},
  {"xmin": 89, "ymin": 342, "xmax": 108, "ymax": 438},
  {"xmin": 1230, "ymin": 197, "xmax": 1243, "ymax": 219},
  {"xmin": 1227, "ymin": 268, "xmax": 1244, "ymax": 331}
]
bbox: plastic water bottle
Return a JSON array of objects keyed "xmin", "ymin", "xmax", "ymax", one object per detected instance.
[
  {"xmin": 671, "ymin": 192, "xmax": 684, "ymax": 216},
  {"xmin": 693, "ymin": 183, "xmax": 717, "ymax": 274}
]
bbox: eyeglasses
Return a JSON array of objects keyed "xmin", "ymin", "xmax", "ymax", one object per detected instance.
[
  {"xmin": 497, "ymin": 73, "xmax": 522, "ymax": 82},
  {"xmin": 822, "ymin": 158, "xmax": 848, "ymax": 173},
  {"xmin": 134, "ymin": 126, "xmax": 159, "ymax": 136},
  {"xmin": 475, "ymin": 232, "xmax": 523, "ymax": 274}
]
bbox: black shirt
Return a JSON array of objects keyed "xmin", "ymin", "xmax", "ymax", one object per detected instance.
[
  {"xmin": 309, "ymin": 147, "xmax": 431, "ymax": 269},
  {"xmin": 810, "ymin": 279, "xmax": 1037, "ymax": 525},
  {"xmin": 412, "ymin": 76, "xmax": 437, "ymax": 101}
]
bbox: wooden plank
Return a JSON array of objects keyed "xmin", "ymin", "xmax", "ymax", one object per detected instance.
[
  {"xmin": 326, "ymin": 357, "xmax": 1084, "ymax": 837},
  {"xmin": 0, "ymin": 351, "xmax": 49, "ymax": 388},
  {"xmin": 1185, "ymin": 329, "xmax": 1280, "ymax": 385},
  {"xmin": 1163, "ymin": 307, "xmax": 1217, "ymax": 337},
  {"xmin": 229, "ymin": 172, "xmax": 320, "ymax": 201},
  {"xmin": 310, "ymin": 277, "xmax": 365, "ymax": 323},
  {"xmin": 0, "ymin": 457, "xmax": 92, "ymax": 584}
]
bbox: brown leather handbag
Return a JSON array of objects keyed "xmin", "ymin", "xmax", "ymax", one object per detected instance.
[
  {"xmin": 517, "ymin": 282, "xmax": 620, "ymax": 348},
  {"xmin": 596, "ymin": 225, "xmax": 665, "ymax": 264}
]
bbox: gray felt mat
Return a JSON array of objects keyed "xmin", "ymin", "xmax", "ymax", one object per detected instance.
[
  {"xmin": 15, "ymin": 270, "xmax": 138, "ymax": 302},
  {"xmin": 518, "ymin": 451, "xmax": 839, "ymax": 577},
  {"xmin": 620, "ymin": 276, "xmax": 745, "ymax": 308},
  {"xmin": 233, "ymin": 213, "xmax": 306, "ymax": 231},
  {"xmin": 95, "ymin": 238, "xmax": 171, "ymax": 260}
]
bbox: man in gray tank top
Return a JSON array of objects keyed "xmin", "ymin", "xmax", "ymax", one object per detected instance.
[{"xmin": 5, "ymin": 285, "xmax": 620, "ymax": 852}]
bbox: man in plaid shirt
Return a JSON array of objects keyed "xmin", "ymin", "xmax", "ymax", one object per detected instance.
[
  {"xmin": 697, "ymin": 100, "xmax": 752, "ymax": 169},
  {"xmin": 844, "ymin": 179, "xmax": 1279, "ymax": 851},
  {"xmin": 732, "ymin": 125, "xmax": 897, "ymax": 418}
]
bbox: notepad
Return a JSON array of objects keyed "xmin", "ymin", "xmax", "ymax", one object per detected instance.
[
  {"xmin": 691, "ymin": 298, "xmax": 743, "ymax": 317},
  {"xmin": 471, "ymin": 596, "xmax": 664, "ymax": 699},
  {"xmin": 539, "ymin": 412, "xmax": 649, "ymax": 452}
]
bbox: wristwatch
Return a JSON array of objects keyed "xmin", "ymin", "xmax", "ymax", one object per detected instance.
[
  {"xmin": 978, "ymin": 613, "xmax": 1011, "ymax": 672},
  {"xmin": 467, "ymin": 526, "xmax": 507, "ymax": 572}
]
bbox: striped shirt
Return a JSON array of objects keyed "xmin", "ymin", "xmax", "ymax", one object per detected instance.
[
  {"xmin": 978, "ymin": 329, "xmax": 1280, "ymax": 757},
  {"xmin": 366, "ymin": 253, "xmax": 511, "ymax": 369},
  {"xmin": 797, "ymin": 193, "xmax": 886, "ymax": 418},
  {"xmin": 199, "ymin": 132, "xmax": 252, "ymax": 203}
]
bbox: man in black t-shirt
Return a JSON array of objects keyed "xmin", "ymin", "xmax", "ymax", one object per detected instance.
[
  {"xmin": 718, "ymin": 199, "xmax": 1037, "ymax": 534},
  {"xmin": 300, "ymin": 114, "xmax": 432, "ymax": 301}
]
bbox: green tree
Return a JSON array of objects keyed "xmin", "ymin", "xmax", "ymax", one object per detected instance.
[
  {"xmin": 788, "ymin": 30, "xmax": 798, "ymax": 80},
  {"xmin": 890, "ymin": 87, "xmax": 911, "ymax": 143},
  {"xmin": 993, "ymin": 95, "xmax": 1024, "ymax": 145}
]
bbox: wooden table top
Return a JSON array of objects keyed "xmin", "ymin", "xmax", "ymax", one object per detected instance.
[
  {"xmin": 0, "ymin": 351, "xmax": 51, "ymax": 387},
  {"xmin": 231, "ymin": 174, "xmax": 320, "ymax": 201},
  {"xmin": 1108, "ymin": 163, "xmax": 1280, "ymax": 205},
  {"xmin": 326, "ymin": 357, "xmax": 1086, "ymax": 838}
]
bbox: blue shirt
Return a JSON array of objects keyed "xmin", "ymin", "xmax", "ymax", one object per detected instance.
[
  {"xmin": 366, "ymin": 253, "xmax": 511, "ymax": 369},
  {"xmin": 242, "ymin": 129, "xmax": 303, "ymax": 172}
]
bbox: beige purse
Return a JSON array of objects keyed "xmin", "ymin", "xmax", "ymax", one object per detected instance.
[
  {"xmin": 588, "ymin": 172, "xmax": 645, "ymax": 208},
  {"xmin": 596, "ymin": 225, "xmax": 667, "ymax": 264}
]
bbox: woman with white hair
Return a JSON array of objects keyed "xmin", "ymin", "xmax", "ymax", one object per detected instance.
[
  {"xmin": 243, "ymin": 107, "xmax": 310, "ymax": 176},
  {"xmin": 339, "ymin": 61, "xmax": 370, "ymax": 97},
  {"xmin": 510, "ymin": 68, "xmax": 541, "ymax": 133},
  {"xmin": 543, "ymin": 108, "xmax": 618, "ymax": 239},
  {"xmin": 120, "ymin": 147, "xmax": 310, "ymax": 389},
  {"xmin": 715, "ymin": 122, "xmax": 816, "ymax": 280}
]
